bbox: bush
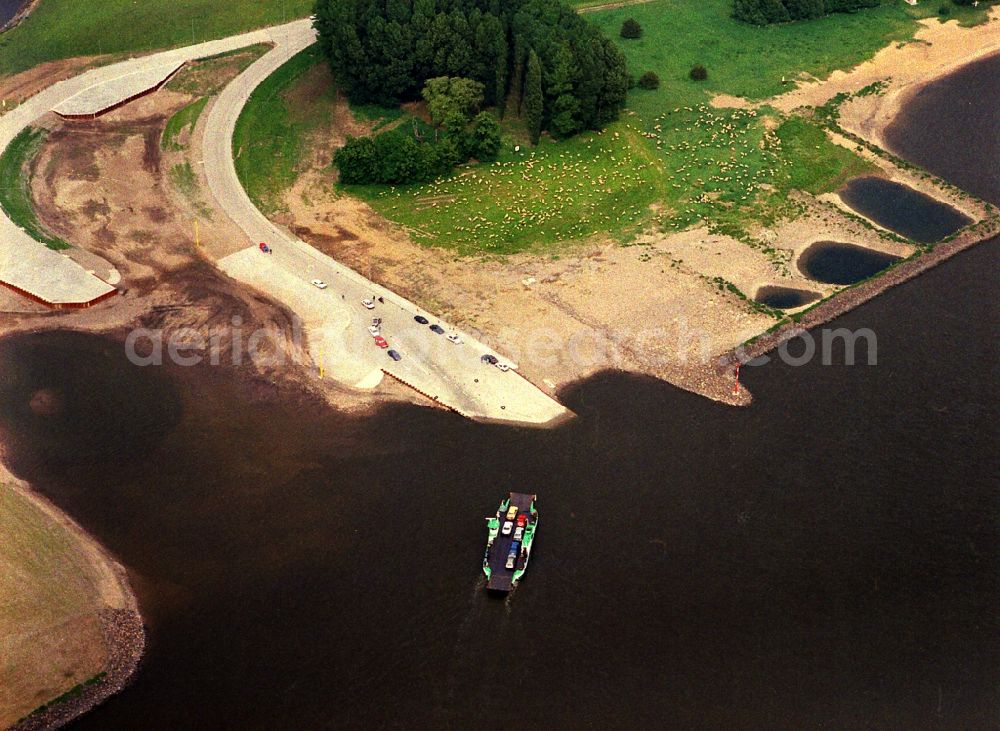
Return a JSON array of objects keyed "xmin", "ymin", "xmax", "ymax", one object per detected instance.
[
  {"xmin": 620, "ymin": 18, "xmax": 642, "ymax": 39},
  {"xmin": 637, "ymin": 71, "xmax": 660, "ymax": 90},
  {"xmin": 467, "ymin": 112, "xmax": 502, "ymax": 161},
  {"xmin": 334, "ymin": 131, "xmax": 454, "ymax": 185},
  {"xmin": 690, "ymin": 65, "xmax": 708, "ymax": 81},
  {"xmin": 938, "ymin": 4, "xmax": 950, "ymax": 14}
]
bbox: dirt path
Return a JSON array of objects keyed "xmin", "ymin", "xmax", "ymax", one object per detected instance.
[{"xmin": 576, "ymin": 0, "xmax": 655, "ymax": 14}]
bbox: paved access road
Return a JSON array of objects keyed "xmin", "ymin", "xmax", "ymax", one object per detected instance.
[
  {"xmin": 1, "ymin": 18, "xmax": 568, "ymax": 424},
  {"xmin": 0, "ymin": 20, "xmax": 313, "ymax": 305},
  {"xmin": 203, "ymin": 24, "xmax": 568, "ymax": 425}
]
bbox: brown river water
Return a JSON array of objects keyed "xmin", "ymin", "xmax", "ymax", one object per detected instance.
[{"xmin": 0, "ymin": 45, "xmax": 998, "ymax": 731}]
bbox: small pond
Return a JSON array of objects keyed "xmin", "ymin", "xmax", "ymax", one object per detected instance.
[
  {"xmin": 839, "ymin": 176, "xmax": 971, "ymax": 244},
  {"xmin": 754, "ymin": 285, "xmax": 822, "ymax": 310},
  {"xmin": 798, "ymin": 241, "xmax": 901, "ymax": 285}
]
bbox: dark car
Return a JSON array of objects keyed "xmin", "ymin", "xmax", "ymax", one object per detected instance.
[
  {"xmin": 481, "ymin": 354, "xmax": 498, "ymax": 365},
  {"xmin": 429, "ymin": 324, "xmax": 445, "ymax": 334},
  {"xmin": 414, "ymin": 315, "xmax": 429, "ymax": 325},
  {"xmin": 387, "ymin": 349, "xmax": 402, "ymax": 361}
]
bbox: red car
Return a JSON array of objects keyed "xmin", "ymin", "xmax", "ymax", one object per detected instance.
[
  {"xmin": 516, "ymin": 514, "xmax": 528, "ymax": 527},
  {"xmin": 373, "ymin": 335, "xmax": 389, "ymax": 348}
]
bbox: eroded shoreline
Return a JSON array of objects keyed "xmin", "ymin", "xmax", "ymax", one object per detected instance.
[
  {"xmin": 0, "ymin": 0, "xmax": 37, "ymax": 33},
  {"xmin": 0, "ymin": 463, "xmax": 144, "ymax": 731}
]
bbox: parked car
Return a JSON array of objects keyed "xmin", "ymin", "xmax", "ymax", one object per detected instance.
[
  {"xmin": 501, "ymin": 520, "xmax": 513, "ymax": 536},
  {"xmin": 373, "ymin": 335, "xmax": 388, "ymax": 348},
  {"xmin": 414, "ymin": 315, "xmax": 429, "ymax": 324},
  {"xmin": 446, "ymin": 333, "xmax": 461, "ymax": 344},
  {"xmin": 506, "ymin": 505, "xmax": 518, "ymax": 521},
  {"xmin": 367, "ymin": 325, "xmax": 380, "ymax": 336},
  {"xmin": 481, "ymin": 354, "xmax": 498, "ymax": 365},
  {"xmin": 516, "ymin": 514, "xmax": 528, "ymax": 527},
  {"xmin": 506, "ymin": 542, "xmax": 521, "ymax": 570},
  {"xmin": 513, "ymin": 525, "xmax": 524, "ymax": 542},
  {"xmin": 496, "ymin": 362, "xmax": 510, "ymax": 372},
  {"xmin": 429, "ymin": 324, "xmax": 445, "ymax": 334},
  {"xmin": 362, "ymin": 299, "xmax": 375, "ymax": 309},
  {"xmin": 387, "ymin": 349, "xmax": 402, "ymax": 361},
  {"xmin": 310, "ymin": 279, "xmax": 328, "ymax": 289}
]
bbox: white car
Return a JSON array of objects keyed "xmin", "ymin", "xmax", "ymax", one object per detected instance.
[
  {"xmin": 501, "ymin": 520, "xmax": 513, "ymax": 536},
  {"xmin": 446, "ymin": 333, "xmax": 462, "ymax": 344},
  {"xmin": 367, "ymin": 325, "xmax": 380, "ymax": 336},
  {"xmin": 496, "ymin": 363, "xmax": 510, "ymax": 372},
  {"xmin": 362, "ymin": 299, "xmax": 375, "ymax": 309},
  {"xmin": 513, "ymin": 525, "xmax": 524, "ymax": 542},
  {"xmin": 310, "ymin": 279, "xmax": 328, "ymax": 289}
]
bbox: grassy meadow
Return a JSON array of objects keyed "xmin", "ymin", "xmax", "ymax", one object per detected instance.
[
  {"xmin": 337, "ymin": 0, "xmax": 921, "ymax": 252},
  {"xmin": 231, "ymin": 0, "xmax": 987, "ymax": 254},
  {"xmin": 0, "ymin": 0, "xmax": 312, "ymax": 76},
  {"xmin": 588, "ymin": 0, "xmax": 939, "ymax": 118}
]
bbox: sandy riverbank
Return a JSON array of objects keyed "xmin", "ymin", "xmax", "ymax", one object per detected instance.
[
  {"xmin": 0, "ymin": 458, "xmax": 143, "ymax": 731},
  {"xmin": 773, "ymin": 8, "xmax": 1000, "ymax": 149}
]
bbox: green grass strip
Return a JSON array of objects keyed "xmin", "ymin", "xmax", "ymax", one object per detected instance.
[
  {"xmin": 161, "ymin": 96, "xmax": 209, "ymax": 150},
  {"xmin": 0, "ymin": 127, "xmax": 70, "ymax": 250},
  {"xmin": 232, "ymin": 43, "xmax": 323, "ymax": 215}
]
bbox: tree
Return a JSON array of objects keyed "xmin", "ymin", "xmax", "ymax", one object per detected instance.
[
  {"xmin": 333, "ymin": 136, "xmax": 378, "ymax": 184},
  {"xmin": 523, "ymin": 49, "xmax": 543, "ymax": 145},
  {"xmin": 638, "ymin": 71, "xmax": 660, "ymax": 90},
  {"xmin": 690, "ymin": 65, "xmax": 708, "ymax": 81},
  {"xmin": 733, "ymin": 0, "xmax": 791, "ymax": 24},
  {"xmin": 422, "ymin": 76, "xmax": 485, "ymax": 129},
  {"xmin": 547, "ymin": 43, "xmax": 581, "ymax": 137},
  {"xmin": 784, "ymin": 0, "xmax": 826, "ymax": 20},
  {"xmin": 467, "ymin": 111, "xmax": 502, "ymax": 161},
  {"xmin": 620, "ymin": 18, "xmax": 642, "ymax": 39}
]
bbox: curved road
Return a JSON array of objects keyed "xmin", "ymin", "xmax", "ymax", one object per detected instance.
[
  {"xmin": 0, "ymin": 18, "xmax": 568, "ymax": 425},
  {"xmin": 0, "ymin": 20, "xmax": 311, "ymax": 305},
  {"xmin": 201, "ymin": 24, "xmax": 567, "ymax": 425}
]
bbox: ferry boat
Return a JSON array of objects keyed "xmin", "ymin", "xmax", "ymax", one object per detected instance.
[{"xmin": 483, "ymin": 492, "xmax": 537, "ymax": 592}]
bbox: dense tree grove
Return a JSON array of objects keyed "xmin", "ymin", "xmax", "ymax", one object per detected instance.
[
  {"xmin": 313, "ymin": 0, "xmax": 629, "ymax": 139},
  {"xmin": 733, "ymin": 0, "xmax": 878, "ymax": 25}
]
